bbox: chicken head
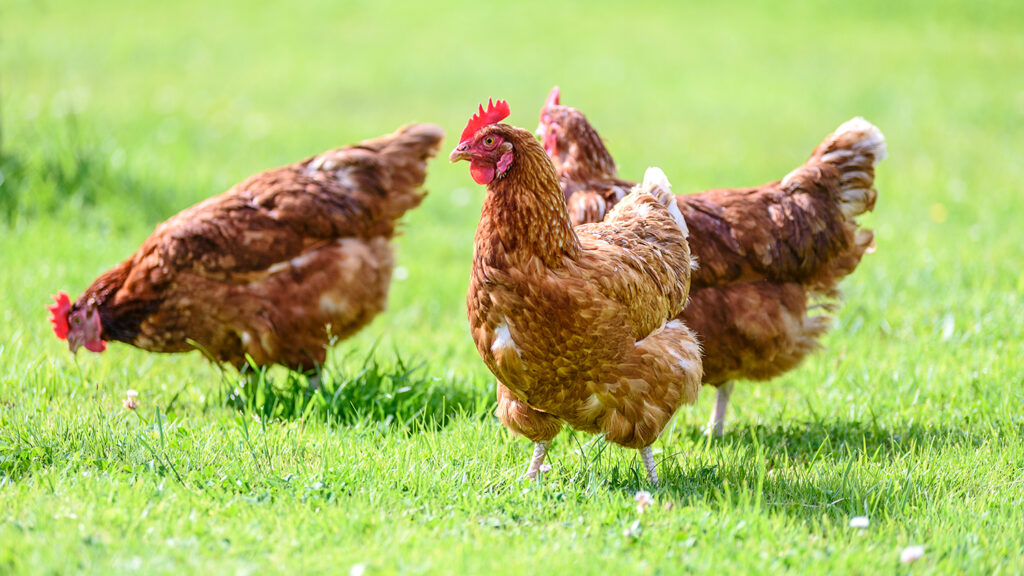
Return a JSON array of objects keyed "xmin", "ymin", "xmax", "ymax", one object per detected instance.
[{"xmin": 449, "ymin": 99, "xmax": 514, "ymax": 185}]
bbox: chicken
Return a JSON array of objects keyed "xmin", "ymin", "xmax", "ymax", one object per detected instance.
[
  {"xmin": 538, "ymin": 87, "xmax": 886, "ymax": 436},
  {"xmin": 47, "ymin": 123, "xmax": 445, "ymax": 377},
  {"xmin": 451, "ymin": 99, "xmax": 702, "ymax": 484}
]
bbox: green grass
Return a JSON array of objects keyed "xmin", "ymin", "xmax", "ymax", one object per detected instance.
[{"xmin": 2, "ymin": 0, "xmax": 1024, "ymax": 573}]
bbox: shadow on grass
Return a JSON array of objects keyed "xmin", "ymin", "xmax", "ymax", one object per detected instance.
[
  {"xmin": 595, "ymin": 418, "xmax": 1020, "ymax": 523},
  {"xmin": 217, "ymin": 348, "xmax": 491, "ymax": 432},
  {"xmin": 0, "ymin": 350, "xmax": 490, "ymax": 484},
  {"xmin": 686, "ymin": 418, "xmax": 1004, "ymax": 461}
]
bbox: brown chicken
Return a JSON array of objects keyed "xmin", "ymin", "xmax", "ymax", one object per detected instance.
[
  {"xmin": 451, "ymin": 99, "xmax": 702, "ymax": 483},
  {"xmin": 538, "ymin": 87, "xmax": 886, "ymax": 436},
  {"xmin": 48, "ymin": 123, "xmax": 444, "ymax": 377}
]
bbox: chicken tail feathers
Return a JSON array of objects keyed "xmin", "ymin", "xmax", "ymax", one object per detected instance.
[
  {"xmin": 639, "ymin": 167, "xmax": 688, "ymax": 238},
  {"xmin": 773, "ymin": 118, "xmax": 886, "ymax": 292},
  {"xmin": 784, "ymin": 117, "xmax": 887, "ymax": 222},
  {"xmin": 306, "ymin": 123, "xmax": 445, "ymax": 222},
  {"xmin": 366, "ymin": 123, "xmax": 446, "ymax": 219}
]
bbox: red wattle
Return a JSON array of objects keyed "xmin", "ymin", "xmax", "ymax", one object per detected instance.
[
  {"xmin": 470, "ymin": 161, "xmax": 495, "ymax": 185},
  {"xmin": 84, "ymin": 339, "xmax": 107, "ymax": 353}
]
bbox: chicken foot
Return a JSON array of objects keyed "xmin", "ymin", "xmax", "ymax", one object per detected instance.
[{"xmin": 706, "ymin": 381, "xmax": 735, "ymax": 438}]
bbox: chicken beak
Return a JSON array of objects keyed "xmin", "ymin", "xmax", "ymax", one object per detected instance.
[
  {"xmin": 68, "ymin": 334, "xmax": 82, "ymax": 355},
  {"xmin": 449, "ymin": 142, "xmax": 471, "ymax": 163}
]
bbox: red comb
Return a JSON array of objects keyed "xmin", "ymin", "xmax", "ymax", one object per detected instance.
[
  {"xmin": 47, "ymin": 291, "xmax": 71, "ymax": 340},
  {"xmin": 546, "ymin": 86, "xmax": 560, "ymax": 107},
  {"xmin": 460, "ymin": 98, "xmax": 511, "ymax": 143}
]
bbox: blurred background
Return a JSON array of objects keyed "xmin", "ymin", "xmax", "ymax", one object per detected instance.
[{"xmin": 2, "ymin": 0, "xmax": 1022, "ymax": 410}]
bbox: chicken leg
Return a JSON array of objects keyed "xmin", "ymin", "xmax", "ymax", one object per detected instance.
[
  {"xmin": 525, "ymin": 442, "xmax": 549, "ymax": 479},
  {"xmin": 641, "ymin": 446, "xmax": 659, "ymax": 485},
  {"xmin": 495, "ymin": 382, "xmax": 564, "ymax": 479},
  {"xmin": 706, "ymin": 381, "xmax": 734, "ymax": 437},
  {"xmin": 307, "ymin": 371, "xmax": 321, "ymax": 392}
]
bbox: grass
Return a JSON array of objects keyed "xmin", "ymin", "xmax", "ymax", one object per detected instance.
[{"xmin": 2, "ymin": 0, "xmax": 1024, "ymax": 573}]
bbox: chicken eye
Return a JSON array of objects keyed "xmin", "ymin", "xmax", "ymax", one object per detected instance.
[
  {"xmin": 72, "ymin": 317, "xmax": 82, "ymax": 325},
  {"xmin": 483, "ymin": 136, "xmax": 496, "ymax": 148}
]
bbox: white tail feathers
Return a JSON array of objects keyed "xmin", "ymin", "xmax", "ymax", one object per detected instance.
[
  {"xmin": 824, "ymin": 117, "xmax": 888, "ymax": 168},
  {"xmin": 783, "ymin": 117, "xmax": 887, "ymax": 221},
  {"xmin": 640, "ymin": 167, "xmax": 688, "ymax": 237},
  {"xmin": 827, "ymin": 118, "xmax": 886, "ymax": 220},
  {"xmin": 642, "ymin": 166, "xmax": 672, "ymax": 194}
]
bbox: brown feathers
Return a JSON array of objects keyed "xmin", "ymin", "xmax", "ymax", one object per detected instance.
[
  {"xmin": 536, "ymin": 96, "xmax": 886, "ymax": 435},
  {"xmin": 459, "ymin": 120, "xmax": 702, "ymax": 452},
  {"xmin": 64, "ymin": 123, "xmax": 445, "ymax": 370}
]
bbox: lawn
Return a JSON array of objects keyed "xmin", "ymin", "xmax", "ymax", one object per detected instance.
[{"xmin": 2, "ymin": 0, "xmax": 1023, "ymax": 573}]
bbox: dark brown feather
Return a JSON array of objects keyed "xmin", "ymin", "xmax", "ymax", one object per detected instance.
[
  {"xmin": 71, "ymin": 123, "xmax": 445, "ymax": 370},
  {"xmin": 538, "ymin": 101, "xmax": 885, "ymax": 397}
]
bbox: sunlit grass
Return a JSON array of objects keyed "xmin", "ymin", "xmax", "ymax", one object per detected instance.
[{"xmin": 1, "ymin": 0, "xmax": 1023, "ymax": 573}]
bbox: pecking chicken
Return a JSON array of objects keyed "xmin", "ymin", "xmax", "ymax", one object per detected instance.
[
  {"xmin": 538, "ymin": 87, "xmax": 886, "ymax": 436},
  {"xmin": 451, "ymin": 99, "xmax": 702, "ymax": 484},
  {"xmin": 48, "ymin": 123, "xmax": 444, "ymax": 378}
]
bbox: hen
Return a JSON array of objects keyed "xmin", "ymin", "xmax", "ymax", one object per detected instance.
[
  {"xmin": 451, "ymin": 100, "xmax": 702, "ymax": 483},
  {"xmin": 48, "ymin": 123, "xmax": 444, "ymax": 377},
  {"xmin": 538, "ymin": 87, "xmax": 886, "ymax": 436}
]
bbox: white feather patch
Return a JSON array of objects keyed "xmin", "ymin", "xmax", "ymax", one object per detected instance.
[
  {"xmin": 492, "ymin": 320, "xmax": 521, "ymax": 357},
  {"xmin": 833, "ymin": 117, "xmax": 888, "ymax": 166},
  {"xmin": 641, "ymin": 167, "xmax": 687, "ymax": 236}
]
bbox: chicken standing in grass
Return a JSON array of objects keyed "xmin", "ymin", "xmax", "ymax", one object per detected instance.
[
  {"xmin": 48, "ymin": 123, "xmax": 444, "ymax": 378},
  {"xmin": 452, "ymin": 100, "xmax": 702, "ymax": 483},
  {"xmin": 538, "ymin": 87, "xmax": 886, "ymax": 436}
]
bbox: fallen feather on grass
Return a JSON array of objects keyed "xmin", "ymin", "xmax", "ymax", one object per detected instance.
[
  {"xmin": 901, "ymin": 545, "xmax": 925, "ymax": 564},
  {"xmin": 635, "ymin": 490, "xmax": 654, "ymax": 513}
]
